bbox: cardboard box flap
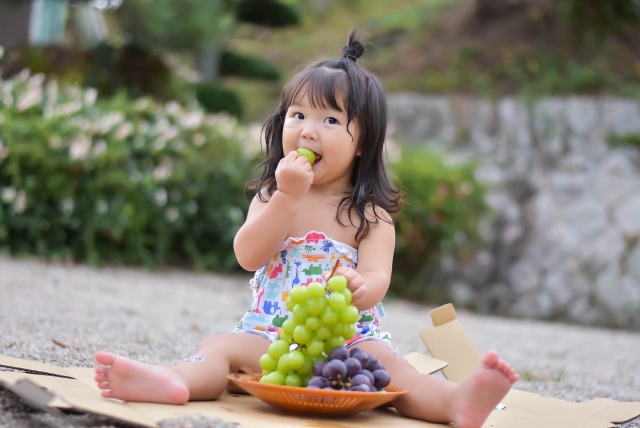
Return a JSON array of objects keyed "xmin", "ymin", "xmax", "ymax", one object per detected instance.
[
  {"xmin": 506, "ymin": 413, "xmax": 613, "ymax": 428},
  {"xmin": 503, "ymin": 388, "xmax": 592, "ymax": 415},
  {"xmin": 419, "ymin": 304, "xmax": 483, "ymax": 384},
  {"xmin": 128, "ymin": 393, "xmax": 450, "ymax": 428},
  {"xmin": 591, "ymin": 402, "xmax": 640, "ymax": 424},
  {"xmin": 63, "ymin": 367, "xmax": 101, "ymax": 391},
  {"xmin": 574, "ymin": 398, "xmax": 622, "ymax": 416},
  {"xmin": 0, "ymin": 355, "xmax": 75, "ymax": 379},
  {"xmin": 0, "ymin": 371, "xmax": 156, "ymax": 427},
  {"xmin": 484, "ymin": 408, "xmax": 539, "ymax": 427},
  {"xmin": 403, "ymin": 352, "xmax": 447, "ymax": 375},
  {"xmin": 482, "ymin": 408, "xmax": 612, "ymax": 428},
  {"xmin": 0, "ymin": 374, "xmax": 73, "ymax": 417}
]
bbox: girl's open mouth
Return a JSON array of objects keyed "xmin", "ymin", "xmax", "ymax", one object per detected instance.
[{"xmin": 313, "ymin": 152, "xmax": 322, "ymax": 164}]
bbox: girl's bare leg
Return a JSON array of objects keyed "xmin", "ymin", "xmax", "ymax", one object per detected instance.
[
  {"xmin": 94, "ymin": 333, "xmax": 270, "ymax": 404},
  {"xmin": 355, "ymin": 341, "xmax": 519, "ymax": 428}
]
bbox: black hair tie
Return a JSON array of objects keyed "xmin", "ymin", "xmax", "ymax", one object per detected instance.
[{"xmin": 343, "ymin": 48, "xmax": 357, "ymax": 62}]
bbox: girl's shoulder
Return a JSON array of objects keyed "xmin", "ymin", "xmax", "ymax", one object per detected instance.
[{"xmin": 362, "ymin": 202, "xmax": 394, "ymax": 225}]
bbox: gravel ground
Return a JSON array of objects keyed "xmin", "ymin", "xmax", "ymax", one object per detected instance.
[{"xmin": 1, "ymin": 256, "xmax": 639, "ymax": 427}]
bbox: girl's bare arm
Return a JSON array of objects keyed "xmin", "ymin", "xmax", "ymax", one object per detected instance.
[
  {"xmin": 233, "ymin": 190, "xmax": 301, "ymax": 271},
  {"xmin": 234, "ymin": 152, "xmax": 312, "ymax": 271}
]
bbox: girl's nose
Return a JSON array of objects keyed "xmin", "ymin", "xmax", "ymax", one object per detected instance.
[{"xmin": 300, "ymin": 124, "xmax": 319, "ymax": 140}]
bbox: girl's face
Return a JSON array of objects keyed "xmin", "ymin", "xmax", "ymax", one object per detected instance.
[{"xmin": 282, "ymin": 93, "xmax": 360, "ymax": 188}]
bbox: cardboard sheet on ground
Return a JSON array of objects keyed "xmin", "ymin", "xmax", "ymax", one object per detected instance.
[{"xmin": 1, "ymin": 304, "xmax": 639, "ymax": 428}]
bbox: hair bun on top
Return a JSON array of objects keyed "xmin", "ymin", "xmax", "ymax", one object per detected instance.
[{"xmin": 342, "ymin": 31, "xmax": 365, "ymax": 62}]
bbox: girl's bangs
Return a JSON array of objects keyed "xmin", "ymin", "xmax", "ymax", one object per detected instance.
[{"xmin": 286, "ymin": 67, "xmax": 349, "ymax": 112}]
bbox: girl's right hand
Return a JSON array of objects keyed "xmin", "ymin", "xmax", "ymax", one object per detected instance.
[{"xmin": 275, "ymin": 151, "xmax": 313, "ymax": 201}]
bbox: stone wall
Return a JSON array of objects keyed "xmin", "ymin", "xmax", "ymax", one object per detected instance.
[{"xmin": 387, "ymin": 94, "xmax": 640, "ymax": 329}]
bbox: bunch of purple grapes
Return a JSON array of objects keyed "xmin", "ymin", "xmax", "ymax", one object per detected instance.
[{"xmin": 307, "ymin": 346, "xmax": 391, "ymax": 392}]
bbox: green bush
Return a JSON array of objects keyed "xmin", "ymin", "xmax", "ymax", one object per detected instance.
[
  {"xmin": 390, "ymin": 148, "xmax": 488, "ymax": 302},
  {"xmin": 0, "ymin": 70, "xmax": 254, "ymax": 270},
  {"xmin": 220, "ymin": 51, "xmax": 280, "ymax": 81},
  {"xmin": 236, "ymin": 0, "xmax": 301, "ymax": 27},
  {"xmin": 195, "ymin": 82, "xmax": 244, "ymax": 118}
]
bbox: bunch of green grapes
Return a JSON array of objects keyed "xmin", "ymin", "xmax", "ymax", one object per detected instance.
[{"xmin": 258, "ymin": 275, "xmax": 361, "ymax": 386}]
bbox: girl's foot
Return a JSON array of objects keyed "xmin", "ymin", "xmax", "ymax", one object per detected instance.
[
  {"xmin": 94, "ymin": 351, "xmax": 189, "ymax": 404},
  {"xmin": 453, "ymin": 351, "xmax": 519, "ymax": 428}
]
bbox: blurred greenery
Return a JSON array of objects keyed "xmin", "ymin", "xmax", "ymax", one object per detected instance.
[
  {"xmin": 195, "ymin": 82, "xmax": 244, "ymax": 118},
  {"xmin": 0, "ymin": 71, "xmax": 255, "ymax": 270},
  {"xmin": 229, "ymin": 0, "xmax": 640, "ymax": 120},
  {"xmin": 391, "ymin": 149, "xmax": 487, "ymax": 302},
  {"xmin": 607, "ymin": 133, "xmax": 640, "ymax": 149}
]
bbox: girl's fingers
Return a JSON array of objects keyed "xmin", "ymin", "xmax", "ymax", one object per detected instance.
[{"xmin": 283, "ymin": 151, "xmax": 300, "ymax": 164}]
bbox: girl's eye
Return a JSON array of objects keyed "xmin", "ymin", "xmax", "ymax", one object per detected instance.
[
  {"xmin": 293, "ymin": 112, "xmax": 304, "ymax": 120},
  {"xmin": 324, "ymin": 117, "xmax": 338, "ymax": 125}
]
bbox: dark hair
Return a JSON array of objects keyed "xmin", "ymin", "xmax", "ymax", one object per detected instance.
[{"xmin": 247, "ymin": 31, "xmax": 402, "ymax": 241}]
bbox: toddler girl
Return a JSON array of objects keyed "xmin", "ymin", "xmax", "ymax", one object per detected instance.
[{"xmin": 94, "ymin": 32, "xmax": 519, "ymax": 428}]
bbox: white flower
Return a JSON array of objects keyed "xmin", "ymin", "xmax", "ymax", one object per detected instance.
[
  {"xmin": 53, "ymin": 100, "xmax": 83, "ymax": 117},
  {"xmin": 84, "ymin": 88, "xmax": 98, "ymax": 106},
  {"xmin": 155, "ymin": 188, "xmax": 167, "ymax": 206},
  {"xmin": 13, "ymin": 190, "xmax": 26, "ymax": 214},
  {"xmin": 155, "ymin": 117, "xmax": 170, "ymax": 133},
  {"xmin": 135, "ymin": 98, "xmax": 150, "ymax": 111},
  {"xmin": 1, "ymin": 187, "xmax": 16, "ymax": 203},
  {"xmin": 154, "ymin": 137, "xmax": 167, "ymax": 151},
  {"xmin": 153, "ymin": 165, "xmax": 170, "ymax": 180},
  {"xmin": 115, "ymin": 122, "xmax": 134, "ymax": 140},
  {"xmin": 60, "ymin": 198, "xmax": 74, "ymax": 215},
  {"xmin": 96, "ymin": 200, "xmax": 108, "ymax": 214},
  {"xmin": 138, "ymin": 121, "xmax": 150, "ymax": 134},
  {"xmin": 130, "ymin": 170, "xmax": 142, "ymax": 183},
  {"xmin": 165, "ymin": 207, "xmax": 179, "ymax": 222},
  {"xmin": 15, "ymin": 69, "xmax": 30, "ymax": 83},
  {"xmin": 94, "ymin": 112, "xmax": 125, "ymax": 133},
  {"xmin": 179, "ymin": 111, "xmax": 203, "ymax": 129},
  {"xmin": 69, "ymin": 137, "xmax": 91, "ymax": 160},
  {"xmin": 193, "ymin": 133, "xmax": 205, "ymax": 147},
  {"xmin": 92, "ymin": 139, "xmax": 107, "ymax": 156},
  {"xmin": 161, "ymin": 126, "xmax": 179, "ymax": 141},
  {"xmin": 17, "ymin": 86, "xmax": 43, "ymax": 111},
  {"xmin": 165, "ymin": 101, "xmax": 181, "ymax": 115}
]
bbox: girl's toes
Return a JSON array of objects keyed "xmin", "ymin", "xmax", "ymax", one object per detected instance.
[
  {"xmin": 100, "ymin": 390, "xmax": 114, "ymax": 399},
  {"xmin": 482, "ymin": 351, "xmax": 499, "ymax": 367},
  {"xmin": 95, "ymin": 366, "xmax": 109, "ymax": 376},
  {"xmin": 95, "ymin": 351, "xmax": 116, "ymax": 367},
  {"xmin": 98, "ymin": 381, "xmax": 110, "ymax": 390}
]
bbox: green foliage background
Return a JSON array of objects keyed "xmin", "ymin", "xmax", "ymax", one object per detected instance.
[{"xmin": 0, "ymin": 71, "xmax": 254, "ymax": 270}]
